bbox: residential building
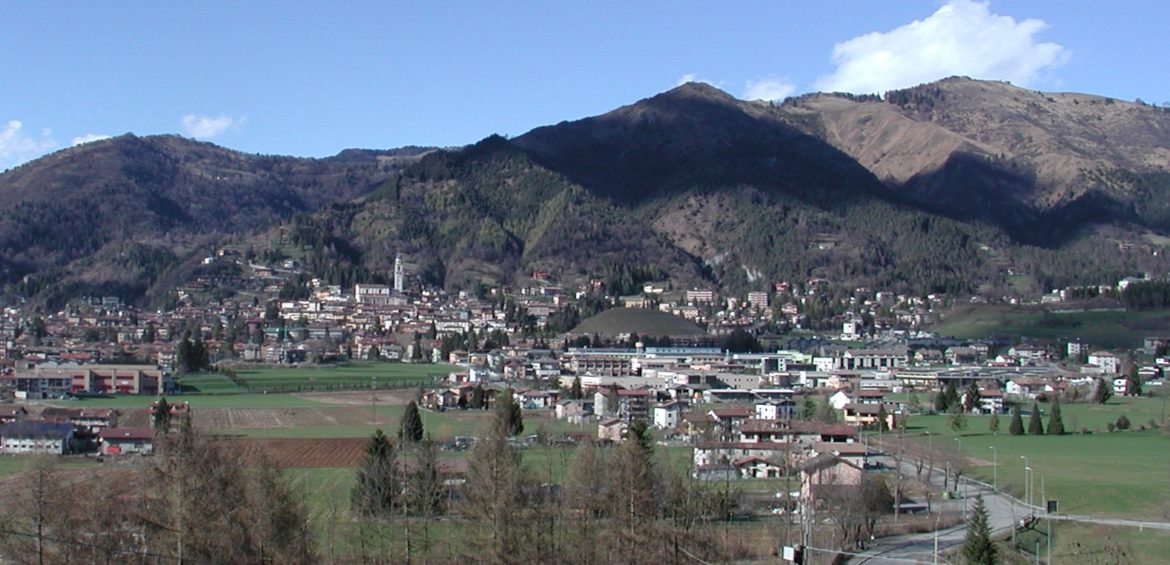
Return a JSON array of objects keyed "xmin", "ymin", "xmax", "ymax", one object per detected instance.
[
  {"xmin": 598, "ymin": 418, "xmax": 627, "ymax": 442},
  {"xmin": 1088, "ymin": 351, "xmax": 1121, "ymax": 374},
  {"xmin": 0, "ymin": 421, "xmax": 75, "ymax": 454},
  {"xmin": 653, "ymin": 400, "xmax": 686, "ymax": 430},
  {"xmin": 100, "ymin": 427, "xmax": 155, "ymax": 455}
]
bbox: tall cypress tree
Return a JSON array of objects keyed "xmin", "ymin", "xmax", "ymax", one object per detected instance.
[
  {"xmin": 400, "ymin": 400, "xmax": 424, "ymax": 444},
  {"xmin": 962, "ymin": 381, "xmax": 982, "ymax": 413},
  {"xmin": 1008, "ymin": 404, "xmax": 1025, "ymax": 436},
  {"xmin": 1047, "ymin": 398, "xmax": 1065, "ymax": 435},
  {"xmin": 1028, "ymin": 402, "xmax": 1045, "ymax": 435}
]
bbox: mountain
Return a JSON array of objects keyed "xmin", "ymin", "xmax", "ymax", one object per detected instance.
[
  {"xmin": 5, "ymin": 78, "xmax": 1170, "ymax": 307},
  {"xmin": 782, "ymin": 77, "xmax": 1170, "ymax": 243},
  {"xmin": 0, "ymin": 135, "xmax": 428, "ymax": 306},
  {"xmin": 303, "ymin": 80, "xmax": 1169, "ymax": 298}
]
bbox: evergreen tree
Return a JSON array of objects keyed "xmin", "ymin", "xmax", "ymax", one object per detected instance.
[
  {"xmin": 1115, "ymin": 414, "xmax": 1131, "ymax": 430},
  {"xmin": 876, "ymin": 404, "xmax": 890, "ymax": 431},
  {"xmin": 988, "ymin": 411, "xmax": 1000, "ymax": 434},
  {"xmin": 799, "ymin": 397, "xmax": 817, "ymax": 420},
  {"xmin": 961, "ymin": 495, "xmax": 998, "ymax": 564},
  {"xmin": 1047, "ymin": 398, "xmax": 1065, "ymax": 435},
  {"xmin": 151, "ymin": 397, "xmax": 172, "ymax": 433},
  {"xmin": 175, "ymin": 337, "xmax": 192, "ymax": 374},
  {"xmin": 351, "ymin": 429, "xmax": 399, "ymax": 516},
  {"xmin": 1027, "ymin": 402, "xmax": 1044, "ymax": 435},
  {"xmin": 817, "ymin": 396, "xmax": 837, "ymax": 423},
  {"xmin": 1008, "ymin": 404, "xmax": 1025, "ymax": 436},
  {"xmin": 190, "ymin": 335, "xmax": 208, "ymax": 371},
  {"xmin": 934, "ymin": 390, "xmax": 949, "ymax": 412},
  {"xmin": 405, "ymin": 435, "xmax": 445, "ymax": 516},
  {"xmin": 1093, "ymin": 377, "xmax": 1113, "ymax": 404},
  {"xmin": 944, "ymin": 380, "xmax": 960, "ymax": 409},
  {"xmin": 962, "ymin": 381, "xmax": 982, "ymax": 413},
  {"xmin": 495, "ymin": 389, "xmax": 524, "ymax": 437},
  {"xmin": 570, "ymin": 376, "xmax": 583, "ymax": 400},
  {"xmin": 948, "ymin": 406, "xmax": 967, "ymax": 432},
  {"xmin": 608, "ymin": 416, "xmax": 659, "ymax": 561},
  {"xmin": 400, "ymin": 400, "xmax": 424, "ymax": 444},
  {"xmin": 470, "ymin": 385, "xmax": 486, "ymax": 410},
  {"xmin": 1126, "ymin": 367, "xmax": 1143, "ymax": 397}
]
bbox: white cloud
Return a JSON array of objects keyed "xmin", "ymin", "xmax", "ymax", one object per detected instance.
[
  {"xmin": 0, "ymin": 120, "xmax": 57, "ymax": 169},
  {"xmin": 180, "ymin": 114, "xmax": 242, "ymax": 139},
  {"xmin": 71, "ymin": 133, "xmax": 111, "ymax": 146},
  {"xmin": 743, "ymin": 77, "xmax": 796, "ymax": 101},
  {"xmin": 815, "ymin": 0, "xmax": 1068, "ymax": 95}
]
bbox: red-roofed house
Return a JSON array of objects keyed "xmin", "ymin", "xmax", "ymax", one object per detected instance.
[{"xmin": 100, "ymin": 427, "xmax": 155, "ymax": 455}]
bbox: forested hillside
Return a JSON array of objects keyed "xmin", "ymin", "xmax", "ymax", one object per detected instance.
[
  {"xmin": 5, "ymin": 77, "xmax": 1170, "ymax": 305},
  {"xmin": 0, "ymin": 135, "xmax": 427, "ymax": 306}
]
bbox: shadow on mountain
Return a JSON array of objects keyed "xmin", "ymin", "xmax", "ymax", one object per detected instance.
[
  {"xmin": 894, "ymin": 151, "xmax": 1137, "ymax": 247},
  {"xmin": 513, "ymin": 83, "xmax": 891, "ymax": 210}
]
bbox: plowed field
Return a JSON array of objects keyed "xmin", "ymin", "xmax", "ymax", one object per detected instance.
[{"xmin": 224, "ymin": 438, "xmax": 367, "ymax": 468}]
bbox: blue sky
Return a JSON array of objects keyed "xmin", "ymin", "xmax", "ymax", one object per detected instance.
[{"xmin": 3, "ymin": 0, "xmax": 1168, "ymax": 169}]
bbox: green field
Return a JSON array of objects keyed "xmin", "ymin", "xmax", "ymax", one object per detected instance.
[
  {"xmin": 897, "ymin": 406, "xmax": 1170, "ymax": 520},
  {"xmin": 930, "ymin": 305, "xmax": 1170, "ymax": 348},
  {"xmin": 229, "ymin": 361, "xmax": 456, "ymax": 393},
  {"xmin": 1038, "ymin": 522, "xmax": 1170, "ymax": 564},
  {"xmin": 0, "ymin": 456, "xmax": 34, "ymax": 477},
  {"xmin": 176, "ymin": 373, "xmax": 247, "ymax": 394}
]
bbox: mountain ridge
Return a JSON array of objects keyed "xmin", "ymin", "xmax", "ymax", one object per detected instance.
[{"xmin": 3, "ymin": 78, "xmax": 1170, "ymax": 307}]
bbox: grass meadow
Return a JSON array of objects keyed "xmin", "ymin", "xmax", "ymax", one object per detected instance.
[
  {"xmin": 930, "ymin": 305, "xmax": 1170, "ymax": 349},
  {"xmin": 896, "ymin": 401, "xmax": 1170, "ymax": 520},
  {"xmin": 228, "ymin": 361, "xmax": 455, "ymax": 393}
]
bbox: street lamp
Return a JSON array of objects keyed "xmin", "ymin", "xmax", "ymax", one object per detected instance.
[
  {"xmin": 1020, "ymin": 455, "xmax": 1031, "ymax": 508},
  {"xmin": 1025, "ymin": 466, "xmax": 1034, "ymax": 512},
  {"xmin": 990, "ymin": 446, "xmax": 998, "ymax": 492},
  {"xmin": 955, "ymin": 438, "xmax": 966, "ymax": 519}
]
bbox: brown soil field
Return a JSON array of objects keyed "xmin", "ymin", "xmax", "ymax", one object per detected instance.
[
  {"xmin": 294, "ymin": 390, "xmax": 416, "ymax": 406},
  {"xmin": 224, "ymin": 438, "xmax": 366, "ymax": 468},
  {"xmin": 119, "ymin": 409, "xmax": 151, "ymax": 428},
  {"xmin": 192, "ymin": 407, "xmax": 375, "ymax": 430}
]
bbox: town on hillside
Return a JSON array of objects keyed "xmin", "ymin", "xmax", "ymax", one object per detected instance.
[{"xmin": 0, "ymin": 253, "xmax": 1167, "ymax": 563}]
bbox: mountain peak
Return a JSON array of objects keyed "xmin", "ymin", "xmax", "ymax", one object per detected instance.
[{"xmin": 660, "ymin": 81, "xmax": 736, "ymax": 102}]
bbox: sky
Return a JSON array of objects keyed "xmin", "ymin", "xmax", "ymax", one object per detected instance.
[{"xmin": 3, "ymin": 0, "xmax": 1169, "ymax": 170}]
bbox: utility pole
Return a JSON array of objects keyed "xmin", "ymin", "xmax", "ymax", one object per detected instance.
[
  {"xmin": 956, "ymin": 438, "xmax": 966, "ymax": 520},
  {"xmin": 1047, "ymin": 516, "xmax": 1052, "ymax": 565},
  {"xmin": 1021, "ymin": 455, "xmax": 1030, "ymax": 508},
  {"xmin": 933, "ymin": 512, "xmax": 941, "ymax": 564},
  {"xmin": 990, "ymin": 446, "xmax": 997, "ymax": 491}
]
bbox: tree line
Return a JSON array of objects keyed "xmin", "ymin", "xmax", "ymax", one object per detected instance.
[
  {"xmin": 347, "ymin": 394, "xmax": 749, "ymax": 564},
  {"xmin": 0, "ymin": 415, "xmax": 314, "ymax": 564}
]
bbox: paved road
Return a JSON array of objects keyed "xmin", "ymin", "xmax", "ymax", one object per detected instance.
[
  {"xmin": 846, "ymin": 456, "xmax": 1170, "ymax": 564},
  {"xmin": 849, "ymin": 479, "xmax": 1022, "ymax": 564},
  {"xmin": 844, "ymin": 453, "xmax": 1044, "ymax": 564}
]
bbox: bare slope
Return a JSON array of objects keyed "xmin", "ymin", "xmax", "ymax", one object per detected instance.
[{"xmin": 783, "ymin": 78, "xmax": 1170, "ymax": 242}]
